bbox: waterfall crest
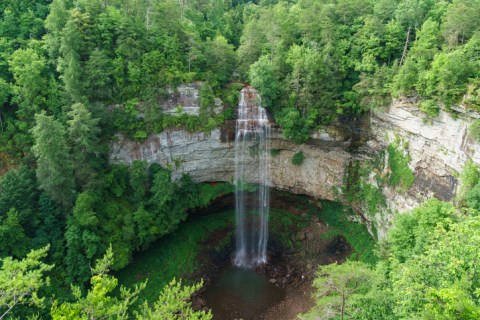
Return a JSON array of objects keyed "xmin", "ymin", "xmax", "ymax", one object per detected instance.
[{"xmin": 234, "ymin": 86, "xmax": 270, "ymax": 267}]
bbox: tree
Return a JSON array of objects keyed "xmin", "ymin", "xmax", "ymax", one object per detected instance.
[
  {"xmin": 51, "ymin": 246, "xmax": 145, "ymax": 320},
  {"xmin": 249, "ymin": 55, "xmax": 282, "ymax": 110},
  {"xmin": 302, "ymin": 260, "xmax": 379, "ymax": 320},
  {"xmin": 387, "ymin": 199, "xmax": 455, "ymax": 262},
  {"xmin": 65, "ymin": 191, "xmax": 102, "ymax": 284},
  {"xmin": 0, "ymin": 246, "xmax": 53, "ymax": 320},
  {"xmin": 455, "ymin": 160, "xmax": 479, "ymax": 207},
  {"xmin": 0, "ymin": 209, "xmax": 29, "ymax": 258},
  {"xmin": 32, "ymin": 112, "xmax": 74, "ymax": 206},
  {"xmin": 203, "ymin": 35, "xmax": 236, "ymax": 85},
  {"xmin": 133, "ymin": 204, "xmax": 156, "ymax": 250},
  {"xmin": 8, "ymin": 48, "xmax": 47, "ymax": 121},
  {"xmin": 135, "ymin": 278, "xmax": 212, "ymax": 320},
  {"xmin": 84, "ymin": 49, "xmax": 114, "ymax": 101},
  {"xmin": 58, "ymin": 9, "xmax": 86, "ymax": 103},
  {"xmin": 442, "ymin": 0, "xmax": 480, "ymax": 46},
  {"xmin": 390, "ymin": 215, "xmax": 480, "ymax": 318},
  {"xmin": 33, "ymin": 193, "xmax": 65, "ymax": 264},
  {"xmin": 44, "ymin": 0, "xmax": 71, "ymax": 60},
  {"xmin": 129, "ymin": 160, "xmax": 149, "ymax": 204},
  {"xmin": 0, "ymin": 165, "xmax": 37, "ymax": 219},
  {"xmin": 67, "ymin": 102, "xmax": 101, "ymax": 189}
]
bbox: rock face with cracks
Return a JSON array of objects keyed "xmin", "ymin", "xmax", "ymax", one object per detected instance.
[
  {"xmin": 110, "ymin": 85, "xmax": 480, "ymax": 238},
  {"xmin": 110, "ymin": 127, "xmax": 350, "ymax": 202}
]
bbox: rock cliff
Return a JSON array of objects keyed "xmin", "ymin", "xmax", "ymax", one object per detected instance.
[
  {"xmin": 365, "ymin": 99, "xmax": 480, "ymax": 237},
  {"xmin": 110, "ymin": 85, "xmax": 480, "ymax": 239}
]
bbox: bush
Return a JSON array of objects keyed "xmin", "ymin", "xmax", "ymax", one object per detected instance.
[
  {"xmin": 468, "ymin": 119, "xmax": 480, "ymax": 142},
  {"xmin": 419, "ymin": 99, "xmax": 440, "ymax": 118},
  {"xmin": 270, "ymin": 148, "xmax": 280, "ymax": 157},
  {"xmin": 387, "ymin": 143, "xmax": 415, "ymax": 190},
  {"xmin": 456, "ymin": 160, "xmax": 480, "ymax": 206},
  {"xmin": 291, "ymin": 151, "xmax": 305, "ymax": 166}
]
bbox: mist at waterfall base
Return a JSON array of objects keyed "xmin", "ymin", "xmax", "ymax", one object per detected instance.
[{"xmin": 204, "ymin": 87, "xmax": 284, "ymax": 319}]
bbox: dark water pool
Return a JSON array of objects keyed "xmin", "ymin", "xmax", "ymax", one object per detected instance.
[{"xmin": 204, "ymin": 266, "xmax": 285, "ymax": 320}]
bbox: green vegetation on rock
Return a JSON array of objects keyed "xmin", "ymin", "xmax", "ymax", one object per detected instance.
[
  {"xmin": 291, "ymin": 151, "xmax": 305, "ymax": 166},
  {"xmin": 387, "ymin": 142, "xmax": 415, "ymax": 191}
]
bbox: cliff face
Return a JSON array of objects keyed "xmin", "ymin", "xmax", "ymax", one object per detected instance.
[
  {"xmin": 110, "ymin": 85, "xmax": 480, "ymax": 239},
  {"xmin": 110, "ymin": 84, "xmax": 356, "ymax": 202},
  {"xmin": 369, "ymin": 100, "xmax": 480, "ymax": 213},
  {"xmin": 110, "ymin": 127, "xmax": 352, "ymax": 202}
]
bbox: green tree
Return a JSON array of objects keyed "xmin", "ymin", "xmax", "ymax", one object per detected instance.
[
  {"xmin": 58, "ymin": 9, "xmax": 86, "ymax": 103},
  {"xmin": 33, "ymin": 193, "xmax": 65, "ymax": 265},
  {"xmin": 146, "ymin": 168, "xmax": 185, "ymax": 239},
  {"xmin": 456, "ymin": 160, "xmax": 479, "ymax": 207},
  {"xmin": 203, "ymin": 35, "xmax": 236, "ymax": 86},
  {"xmin": 8, "ymin": 48, "xmax": 47, "ymax": 121},
  {"xmin": 0, "ymin": 165, "xmax": 37, "ymax": 219},
  {"xmin": 442, "ymin": 0, "xmax": 480, "ymax": 46},
  {"xmin": 84, "ymin": 49, "xmax": 114, "ymax": 101},
  {"xmin": 51, "ymin": 246, "xmax": 145, "ymax": 320},
  {"xmin": 129, "ymin": 160, "xmax": 149, "ymax": 204},
  {"xmin": 387, "ymin": 199, "xmax": 455, "ymax": 262},
  {"xmin": 237, "ymin": 17, "xmax": 266, "ymax": 77},
  {"xmin": 65, "ymin": 191, "xmax": 102, "ymax": 284},
  {"xmin": 302, "ymin": 260, "xmax": 379, "ymax": 320},
  {"xmin": 67, "ymin": 102, "xmax": 101, "ymax": 189},
  {"xmin": 0, "ymin": 246, "xmax": 53, "ymax": 319},
  {"xmin": 32, "ymin": 112, "xmax": 74, "ymax": 206},
  {"xmin": 390, "ymin": 215, "xmax": 480, "ymax": 318},
  {"xmin": 44, "ymin": 0, "xmax": 71, "ymax": 60},
  {"xmin": 135, "ymin": 278, "xmax": 212, "ymax": 320},
  {"xmin": 249, "ymin": 55, "xmax": 282, "ymax": 110},
  {"xmin": 0, "ymin": 209, "xmax": 29, "ymax": 258}
]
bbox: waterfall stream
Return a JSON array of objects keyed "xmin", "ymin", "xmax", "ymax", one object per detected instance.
[{"xmin": 234, "ymin": 86, "xmax": 271, "ymax": 267}]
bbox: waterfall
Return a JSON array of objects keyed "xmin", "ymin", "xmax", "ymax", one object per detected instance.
[{"xmin": 234, "ymin": 86, "xmax": 270, "ymax": 267}]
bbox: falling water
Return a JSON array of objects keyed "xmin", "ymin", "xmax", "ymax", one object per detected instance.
[{"xmin": 234, "ymin": 86, "xmax": 270, "ymax": 267}]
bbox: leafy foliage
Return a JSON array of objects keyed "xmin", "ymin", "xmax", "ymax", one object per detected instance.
[
  {"xmin": 301, "ymin": 261, "xmax": 379, "ymax": 320},
  {"xmin": 32, "ymin": 112, "xmax": 74, "ymax": 206},
  {"xmin": 135, "ymin": 279, "xmax": 212, "ymax": 320},
  {"xmin": 0, "ymin": 246, "xmax": 53, "ymax": 319},
  {"xmin": 387, "ymin": 142, "xmax": 415, "ymax": 191},
  {"xmin": 291, "ymin": 151, "xmax": 305, "ymax": 166},
  {"xmin": 52, "ymin": 246, "xmax": 210, "ymax": 320},
  {"xmin": 307, "ymin": 198, "xmax": 480, "ymax": 319}
]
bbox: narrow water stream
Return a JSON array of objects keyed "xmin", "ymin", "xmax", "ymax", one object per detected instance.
[{"xmin": 204, "ymin": 266, "xmax": 285, "ymax": 320}]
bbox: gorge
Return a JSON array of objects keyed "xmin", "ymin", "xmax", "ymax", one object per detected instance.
[
  {"xmin": 2, "ymin": 1, "xmax": 480, "ymax": 319},
  {"xmin": 111, "ymin": 83, "xmax": 480, "ymax": 240}
]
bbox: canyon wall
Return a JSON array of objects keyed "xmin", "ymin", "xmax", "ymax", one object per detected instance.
[
  {"xmin": 110, "ymin": 127, "xmax": 352, "ymax": 203},
  {"xmin": 110, "ymin": 84, "xmax": 480, "ymax": 239},
  {"xmin": 367, "ymin": 99, "xmax": 480, "ymax": 237}
]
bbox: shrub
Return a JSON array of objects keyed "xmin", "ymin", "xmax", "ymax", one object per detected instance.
[
  {"xmin": 419, "ymin": 99, "xmax": 440, "ymax": 118},
  {"xmin": 270, "ymin": 148, "xmax": 280, "ymax": 157},
  {"xmin": 387, "ymin": 143, "xmax": 415, "ymax": 190},
  {"xmin": 468, "ymin": 119, "xmax": 480, "ymax": 142},
  {"xmin": 291, "ymin": 151, "xmax": 305, "ymax": 166}
]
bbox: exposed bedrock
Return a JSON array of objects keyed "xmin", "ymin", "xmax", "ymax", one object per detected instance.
[
  {"xmin": 110, "ymin": 126, "xmax": 352, "ymax": 202},
  {"xmin": 110, "ymin": 84, "xmax": 480, "ymax": 238}
]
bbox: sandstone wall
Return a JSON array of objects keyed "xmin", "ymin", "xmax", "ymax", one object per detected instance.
[
  {"xmin": 367, "ymin": 98, "xmax": 480, "ymax": 237},
  {"xmin": 110, "ymin": 128, "xmax": 351, "ymax": 202},
  {"xmin": 110, "ymin": 85, "xmax": 480, "ymax": 239}
]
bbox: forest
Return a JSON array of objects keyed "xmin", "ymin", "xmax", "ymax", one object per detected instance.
[{"xmin": 1, "ymin": 0, "xmax": 480, "ymax": 319}]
